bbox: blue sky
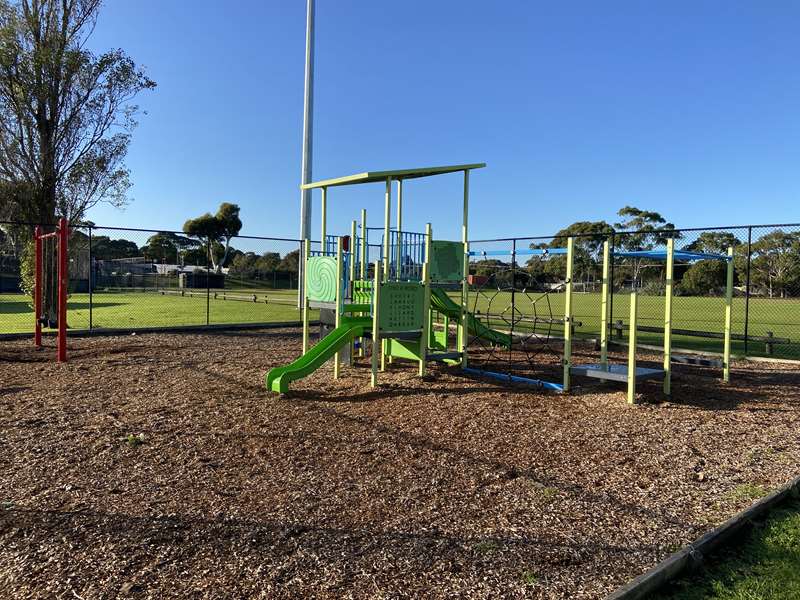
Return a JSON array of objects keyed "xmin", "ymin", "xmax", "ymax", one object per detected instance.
[{"xmin": 87, "ymin": 1, "xmax": 800, "ymax": 242}]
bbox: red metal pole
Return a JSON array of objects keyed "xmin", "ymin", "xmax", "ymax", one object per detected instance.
[
  {"xmin": 57, "ymin": 218, "xmax": 68, "ymax": 362},
  {"xmin": 34, "ymin": 226, "xmax": 42, "ymax": 348}
]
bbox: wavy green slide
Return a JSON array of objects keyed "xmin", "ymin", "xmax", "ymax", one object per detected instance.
[
  {"xmin": 266, "ymin": 315, "xmax": 372, "ymax": 393},
  {"xmin": 429, "ymin": 288, "xmax": 512, "ymax": 348}
]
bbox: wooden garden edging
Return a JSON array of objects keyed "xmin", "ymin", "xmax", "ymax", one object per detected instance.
[{"xmin": 607, "ymin": 473, "xmax": 800, "ymax": 600}]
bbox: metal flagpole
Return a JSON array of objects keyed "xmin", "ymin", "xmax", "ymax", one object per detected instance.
[{"xmin": 298, "ymin": 0, "xmax": 315, "ymax": 307}]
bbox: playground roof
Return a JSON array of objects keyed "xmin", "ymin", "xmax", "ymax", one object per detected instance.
[
  {"xmin": 301, "ymin": 163, "xmax": 486, "ymax": 189},
  {"xmin": 614, "ymin": 250, "xmax": 732, "ymax": 261}
]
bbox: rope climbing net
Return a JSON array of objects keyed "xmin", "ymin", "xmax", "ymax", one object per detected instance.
[{"xmin": 466, "ymin": 247, "xmax": 570, "ymax": 385}]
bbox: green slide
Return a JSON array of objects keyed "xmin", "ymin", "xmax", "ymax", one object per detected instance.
[
  {"xmin": 266, "ymin": 315, "xmax": 372, "ymax": 393},
  {"xmin": 429, "ymin": 288, "xmax": 512, "ymax": 348}
]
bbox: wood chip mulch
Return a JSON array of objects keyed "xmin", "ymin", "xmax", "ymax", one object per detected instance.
[{"xmin": 1, "ymin": 328, "xmax": 798, "ymax": 599}]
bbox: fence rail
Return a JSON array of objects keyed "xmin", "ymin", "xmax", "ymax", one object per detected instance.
[
  {"xmin": 2, "ymin": 220, "xmax": 800, "ymax": 360},
  {"xmin": 468, "ymin": 223, "xmax": 800, "ymax": 360},
  {"xmin": 0, "ymin": 222, "xmax": 308, "ymax": 334}
]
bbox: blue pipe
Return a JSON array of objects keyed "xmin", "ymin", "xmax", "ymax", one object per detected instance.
[{"xmin": 462, "ymin": 367, "xmax": 564, "ymax": 391}]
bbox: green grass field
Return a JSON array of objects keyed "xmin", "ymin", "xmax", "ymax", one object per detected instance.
[
  {"xmin": 0, "ymin": 288, "xmax": 307, "ymax": 333},
  {"xmin": 461, "ymin": 290, "xmax": 800, "ymax": 359},
  {"xmin": 654, "ymin": 499, "xmax": 800, "ymax": 600},
  {"xmin": 2, "ymin": 288, "xmax": 799, "ymax": 359}
]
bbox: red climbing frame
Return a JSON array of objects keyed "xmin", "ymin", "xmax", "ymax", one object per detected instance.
[{"xmin": 34, "ymin": 217, "xmax": 69, "ymax": 362}]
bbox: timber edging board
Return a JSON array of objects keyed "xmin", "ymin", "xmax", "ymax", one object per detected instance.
[{"xmin": 606, "ymin": 473, "xmax": 800, "ymax": 600}]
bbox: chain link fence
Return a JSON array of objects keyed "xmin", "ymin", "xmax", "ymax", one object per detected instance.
[
  {"xmin": 2, "ymin": 220, "xmax": 799, "ymax": 360},
  {"xmin": 469, "ymin": 223, "xmax": 800, "ymax": 361},
  {"xmin": 0, "ymin": 222, "xmax": 306, "ymax": 334}
]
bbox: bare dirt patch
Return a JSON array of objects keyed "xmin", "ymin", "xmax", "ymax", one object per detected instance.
[{"xmin": 1, "ymin": 329, "xmax": 799, "ymax": 599}]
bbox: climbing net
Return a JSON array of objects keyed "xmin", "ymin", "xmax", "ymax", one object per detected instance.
[{"xmin": 466, "ymin": 251, "xmax": 568, "ymax": 383}]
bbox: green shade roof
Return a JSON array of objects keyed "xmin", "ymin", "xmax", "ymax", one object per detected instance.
[{"xmin": 301, "ymin": 163, "xmax": 486, "ymax": 190}]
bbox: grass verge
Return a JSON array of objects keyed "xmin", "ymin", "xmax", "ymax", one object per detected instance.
[{"xmin": 654, "ymin": 498, "xmax": 800, "ymax": 600}]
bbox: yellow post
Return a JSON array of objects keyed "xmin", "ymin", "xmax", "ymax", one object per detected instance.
[
  {"xmin": 628, "ymin": 291, "xmax": 638, "ymax": 405},
  {"xmin": 663, "ymin": 238, "xmax": 674, "ymax": 396},
  {"xmin": 358, "ymin": 209, "xmax": 367, "ymax": 358},
  {"xmin": 371, "ymin": 260, "xmax": 381, "ymax": 388},
  {"xmin": 383, "ymin": 178, "xmax": 392, "ymax": 280},
  {"xmin": 320, "ymin": 186, "xmax": 327, "ymax": 254},
  {"xmin": 562, "ymin": 237, "xmax": 575, "ymax": 392},
  {"xmin": 350, "ymin": 220, "xmax": 357, "ymax": 286},
  {"xmin": 334, "ymin": 237, "xmax": 343, "ymax": 379},
  {"xmin": 349, "ymin": 220, "xmax": 357, "ymax": 366},
  {"xmin": 302, "ymin": 239, "xmax": 310, "ymax": 354},
  {"xmin": 723, "ymin": 246, "xmax": 734, "ymax": 382},
  {"xmin": 360, "ymin": 208, "xmax": 367, "ymax": 279},
  {"xmin": 419, "ymin": 223, "xmax": 432, "ymax": 377},
  {"xmin": 600, "ymin": 239, "xmax": 610, "ymax": 371},
  {"xmin": 460, "ymin": 169, "xmax": 470, "ymax": 368},
  {"xmin": 396, "ymin": 179, "xmax": 403, "ymax": 279}
]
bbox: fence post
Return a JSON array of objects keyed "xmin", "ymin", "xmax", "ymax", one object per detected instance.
[
  {"xmin": 206, "ymin": 238, "xmax": 211, "ymax": 325},
  {"xmin": 88, "ymin": 226, "xmax": 93, "ymax": 330},
  {"xmin": 743, "ymin": 226, "xmax": 752, "ymax": 355},
  {"xmin": 765, "ymin": 331, "xmax": 774, "ymax": 356}
]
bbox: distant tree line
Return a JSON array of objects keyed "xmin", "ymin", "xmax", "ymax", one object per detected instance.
[
  {"xmin": 63, "ymin": 228, "xmax": 301, "ymax": 279},
  {"xmin": 470, "ymin": 206, "xmax": 800, "ymax": 298}
]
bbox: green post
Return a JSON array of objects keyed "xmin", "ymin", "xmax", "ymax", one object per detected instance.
[
  {"xmin": 600, "ymin": 240, "xmax": 610, "ymax": 371},
  {"xmin": 383, "ymin": 178, "xmax": 392, "ymax": 280},
  {"xmin": 349, "ymin": 220, "xmax": 357, "ymax": 366},
  {"xmin": 302, "ymin": 239, "xmax": 310, "ymax": 354},
  {"xmin": 562, "ymin": 237, "xmax": 575, "ymax": 392},
  {"xmin": 350, "ymin": 220, "xmax": 357, "ymax": 286},
  {"xmin": 628, "ymin": 291, "xmax": 638, "ymax": 405},
  {"xmin": 320, "ymin": 186, "xmax": 327, "ymax": 252},
  {"xmin": 663, "ymin": 238, "xmax": 674, "ymax": 396},
  {"xmin": 371, "ymin": 260, "xmax": 381, "ymax": 388},
  {"xmin": 396, "ymin": 179, "xmax": 403, "ymax": 279},
  {"xmin": 419, "ymin": 223, "xmax": 432, "ymax": 377},
  {"xmin": 723, "ymin": 246, "xmax": 734, "ymax": 382},
  {"xmin": 460, "ymin": 169, "xmax": 470, "ymax": 368},
  {"xmin": 334, "ymin": 237, "xmax": 343, "ymax": 379},
  {"xmin": 360, "ymin": 208, "xmax": 367, "ymax": 279}
]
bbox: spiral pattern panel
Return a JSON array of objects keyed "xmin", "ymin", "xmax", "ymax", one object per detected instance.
[{"xmin": 307, "ymin": 256, "xmax": 337, "ymax": 302}]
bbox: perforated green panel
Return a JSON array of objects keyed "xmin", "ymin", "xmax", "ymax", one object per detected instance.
[
  {"xmin": 429, "ymin": 241, "xmax": 464, "ymax": 282},
  {"xmin": 352, "ymin": 279, "xmax": 373, "ymax": 305},
  {"xmin": 379, "ymin": 282, "xmax": 425, "ymax": 331},
  {"xmin": 307, "ymin": 256, "xmax": 337, "ymax": 302}
]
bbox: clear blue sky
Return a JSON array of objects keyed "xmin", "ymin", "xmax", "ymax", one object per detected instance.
[{"xmin": 87, "ymin": 0, "xmax": 800, "ymax": 242}]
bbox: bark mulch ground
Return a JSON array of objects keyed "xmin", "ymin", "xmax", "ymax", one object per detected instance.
[{"xmin": 1, "ymin": 328, "xmax": 798, "ymax": 599}]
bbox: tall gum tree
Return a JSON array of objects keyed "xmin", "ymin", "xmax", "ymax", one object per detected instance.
[
  {"xmin": 0, "ymin": 0, "xmax": 156, "ymax": 223},
  {"xmin": 0, "ymin": 0, "xmax": 155, "ymax": 320}
]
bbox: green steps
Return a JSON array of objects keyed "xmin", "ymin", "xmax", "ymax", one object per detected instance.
[{"xmin": 265, "ymin": 315, "xmax": 372, "ymax": 393}]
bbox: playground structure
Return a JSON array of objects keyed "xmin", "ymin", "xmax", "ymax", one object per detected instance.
[
  {"xmin": 265, "ymin": 163, "xmax": 737, "ymax": 402},
  {"xmin": 266, "ymin": 163, "xmax": 517, "ymax": 393},
  {"xmin": 570, "ymin": 239, "xmax": 735, "ymax": 403},
  {"xmin": 33, "ymin": 217, "xmax": 69, "ymax": 363}
]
